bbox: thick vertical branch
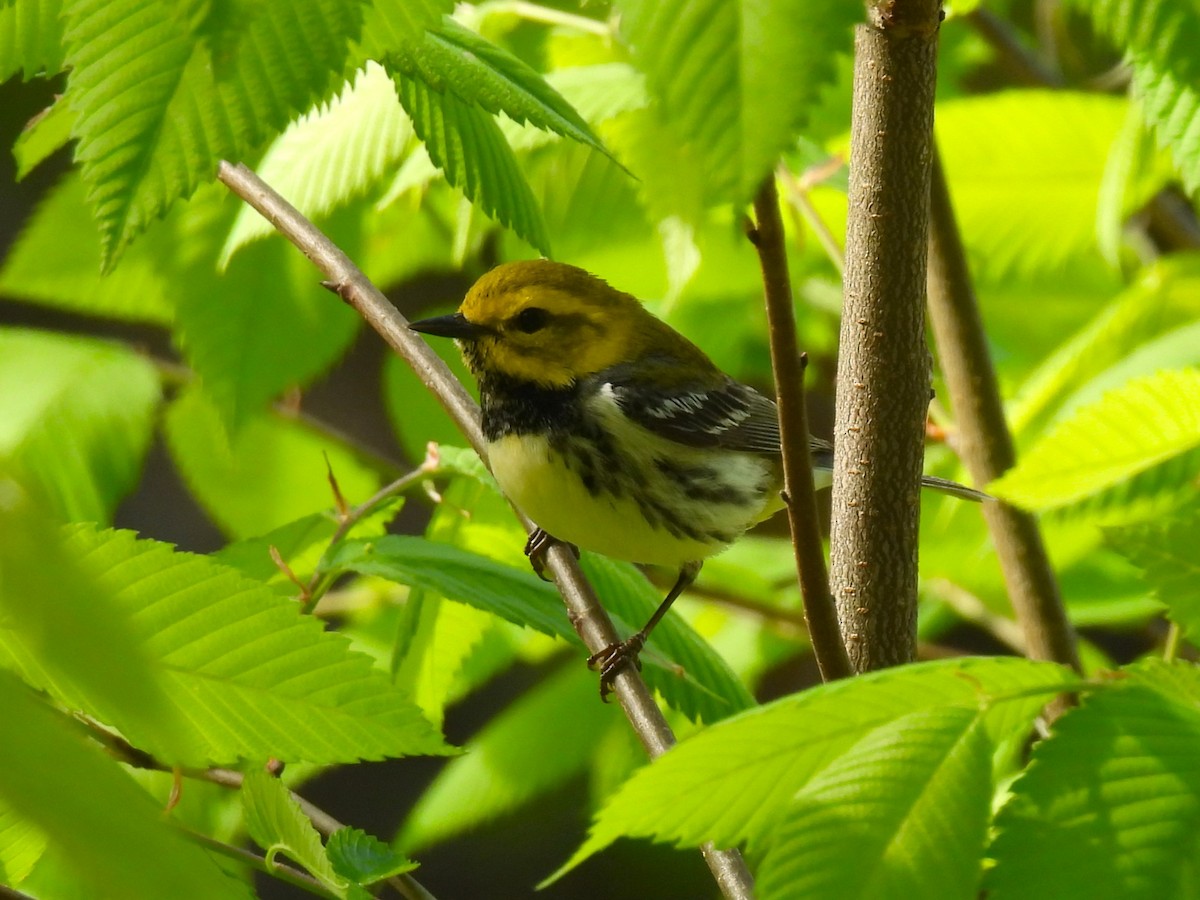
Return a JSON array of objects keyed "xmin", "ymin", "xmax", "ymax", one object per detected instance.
[
  {"xmin": 750, "ymin": 178, "xmax": 852, "ymax": 682},
  {"xmin": 832, "ymin": 2, "xmax": 941, "ymax": 672},
  {"xmin": 925, "ymin": 148, "xmax": 1082, "ymax": 674}
]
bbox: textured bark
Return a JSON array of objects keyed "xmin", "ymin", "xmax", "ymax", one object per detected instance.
[
  {"xmin": 832, "ymin": 4, "xmax": 941, "ymax": 672},
  {"xmin": 926, "ymin": 149, "xmax": 1082, "ymax": 674}
]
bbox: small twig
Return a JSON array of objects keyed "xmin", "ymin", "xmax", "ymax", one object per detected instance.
[
  {"xmin": 297, "ymin": 452, "xmax": 441, "ymax": 613},
  {"xmin": 776, "ymin": 164, "xmax": 845, "ymax": 274},
  {"xmin": 926, "ymin": 579, "xmax": 1028, "ymax": 654},
  {"xmin": 479, "ymin": 0, "xmax": 612, "ymax": 36},
  {"xmin": 216, "ymin": 161, "xmax": 754, "ymax": 898},
  {"xmin": 964, "ymin": 8, "xmax": 1064, "ymax": 87},
  {"xmin": 748, "ymin": 176, "xmax": 852, "ymax": 682},
  {"xmin": 182, "ymin": 829, "xmax": 338, "ymax": 899}
]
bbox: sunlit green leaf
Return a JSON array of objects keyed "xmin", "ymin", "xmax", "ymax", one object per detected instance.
[
  {"xmin": 0, "ymin": 174, "xmax": 174, "ymax": 323},
  {"xmin": 552, "ymin": 658, "xmax": 1071, "ymax": 880},
  {"xmin": 757, "ymin": 710, "xmax": 992, "ymax": 900},
  {"xmin": 0, "ymin": 672, "xmax": 250, "ymax": 899},
  {"xmin": 165, "ymin": 388, "xmax": 381, "ymax": 540},
  {"xmin": 988, "ymin": 684, "xmax": 1200, "ymax": 900},
  {"xmin": 0, "ymin": 328, "xmax": 160, "ymax": 523},
  {"xmin": 615, "ymin": 0, "xmax": 857, "ymax": 202},
  {"xmin": 221, "ymin": 62, "xmax": 414, "ymax": 262},
  {"xmin": 1106, "ymin": 513, "xmax": 1200, "ymax": 638},
  {"xmin": 991, "ymin": 368, "xmax": 1200, "ymax": 512},
  {"xmin": 242, "ymin": 770, "xmax": 345, "ymax": 891},
  {"xmin": 937, "ymin": 91, "xmax": 1130, "ymax": 282},
  {"xmin": 391, "ymin": 17, "xmax": 612, "ymax": 161},
  {"xmin": 0, "ymin": 0, "xmax": 66, "ymax": 81},
  {"xmin": 62, "ymin": 0, "xmax": 362, "ymax": 264},
  {"xmin": 174, "ymin": 192, "xmax": 362, "ymax": 432},
  {"xmin": 0, "ymin": 798, "xmax": 47, "ymax": 885},
  {"xmin": 8, "ymin": 524, "xmax": 452, "ymax": 767},
  {"xmin": 393, "ymin": 70, "xmax": 551, "ymax": 253}
]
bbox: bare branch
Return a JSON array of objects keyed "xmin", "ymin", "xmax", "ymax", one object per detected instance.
[
  {"xmin": 925, "ymin": 147, "xmax": 1082, "ymax": 676},
  {"xmin": 749, "ymin": 176, "xmax": 852, "ymax": 682}
]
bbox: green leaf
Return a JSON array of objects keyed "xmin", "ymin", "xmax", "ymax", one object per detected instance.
[
  {"xmin": 221, "ymin": 62, "xmax": 414, "ymax": 262},
  {"xmin": 174, "ymin": 192, "xmax": 362, "ymax": 432},
  {"xmin": 1009, "ymin": 256, "xmax": 1200, "ymax": 441},
  {"xmin": 579, "ymin": 554, "xmax": 755, "ymax": 724},
  {"xmin": 1076, "ymin": 0, "xmax": 1200, "ymax": 194},
  {"xmin": 0, "ymin": 173, "xmax": 174, "ymax": 323},
  {"xmin": 6, "ymin": 524, "xmax": 452, "ymax": 767},
  {"xmin": 0, "ymin": 0, "xmax": 66, "ymax": 80},
  {"xmin": 0, "ymin": 672, "xmax": 250, "ymax": 900},
  {"xmin": 393, "ymin": 70, "xmax": 551, "ymax": 253},
  {"xmin": 327, "ymin": 827, "xmax": 416, "ymax": 884},
  {"xmin": 323, "ymin": 535, "xmax": 571, "ymax": 639},
  {"xmin": 324, "ymin": 536, "xmax": 752, "ymax": 723},
  {"xmin": 213, "ymin": 512, "xmax": 342, "ymax": 588},
  {"xmin": 0, "ymin": 328, "xmax": 160, "ymax": 523},
  {"xmin": 936, "ymin": 91, "xmax": 1131, "ymax": 282},
  {"xmin": 242, "ymin": 770, "xmax": 345, "ymax": 891},
  {"xmin": 0, "ymin": 800, "xmax": 47, "ymax": 886},
  {"xmin": 400, "ymin": 664, "xmax": 612, "ymax": 851},
  {"xmin": 615, "ymin": 0, "xmax": 858, "ymax": 201},
  {"xmin": 164, "ymin": 389, "xmax": 380, "ymax": 540},
  {"xmin": 987, "ymin": 684, "xmax": 1200, "ymax": 900},
  {"xmin": 757, "ymin": 710, "xmax": 992, "ymax": 900},
  {"xmin": 1106, "ymin": 513, "xmax": 1200, "ymax": 638},
  {"xmin": 0, "ymin": 483, "xmax": 181, "ymax": 756},
  {"xmin": 13, "ymin": 94, "xmax": 76, "ymax": 180},
  {"xmin": 62, "ymin": 0, "xmax": 362, "ymax": 265},
  {"xmin": 991, "ymin": 368, "xmax": 1200, "ymax": 512},
  {"xmin": 553, "ymin": 658, "xmax": 1072, "ymax": 878},
  {"xmin": 390, "ymin": 17, "xmax": 612, "ymax": 161},
  {"xmin": 356, "ymin": 0, "xmax": 452, "ymax": 57}
]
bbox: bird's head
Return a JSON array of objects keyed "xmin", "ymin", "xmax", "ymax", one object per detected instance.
[{"xmin": 410, "ymin": 260, "xmax": 675, "ymax": 389}]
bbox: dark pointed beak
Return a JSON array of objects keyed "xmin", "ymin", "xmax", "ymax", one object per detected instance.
[{"xmin": 408, "ymin": 312, "xmax": 487, "ymax": 340}]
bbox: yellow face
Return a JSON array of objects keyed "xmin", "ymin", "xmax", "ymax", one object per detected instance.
[{"xmin": 454, "ymin": 260, "xmax": 650, "ymax": 388}]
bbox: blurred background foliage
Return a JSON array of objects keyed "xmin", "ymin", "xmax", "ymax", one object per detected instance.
[{"xmin": 1, "ymin": 0, "xmax": 1199, "ymax": 897}]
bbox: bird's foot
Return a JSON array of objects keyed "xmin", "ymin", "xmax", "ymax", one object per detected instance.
[
  {"xmin": 523, "ymin": 527, "xmax": 578, "ymax": 581},
  {"xmin": 587, "ymin": 632, "xmax": 646, "ymax": 702}
]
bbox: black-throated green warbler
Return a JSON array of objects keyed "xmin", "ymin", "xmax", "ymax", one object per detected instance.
[{"xmin": 410, "ymin": 260, "xmax": 984, "ymax": 695}]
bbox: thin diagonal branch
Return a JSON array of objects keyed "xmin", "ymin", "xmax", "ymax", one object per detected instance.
[
  {"xmin": 216, "ymin": 161, "xmax": 755, "ymax": 899},
  {"xmin": 749, "ymin": 176, "xmax": 851, "ymax": 682},
  {"xmin": 925, "ymin": 147, "xmax": 1082, "ymax": 676}
]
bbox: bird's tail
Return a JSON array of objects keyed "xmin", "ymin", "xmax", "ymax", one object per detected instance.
[{"xmin": 919, "ymin": 473, "xmax": 990, "ymax": 502}]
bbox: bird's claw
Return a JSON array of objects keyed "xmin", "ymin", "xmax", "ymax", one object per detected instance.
[
  {"xmin": 587, "ymin": 633, "xmax": 646, "ymax": 702},
  {"xmin": 523, "ymin": 528, "xmax": 578, "ymax": 581}
]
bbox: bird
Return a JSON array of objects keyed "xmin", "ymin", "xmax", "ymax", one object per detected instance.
[{"xmin": 409, "ymin": 259, "xmax": 986, "ymax": 697}]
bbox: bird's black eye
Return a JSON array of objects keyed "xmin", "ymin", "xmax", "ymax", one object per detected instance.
[{"xmin": 513, "ymin": 307, "xmax": 551, "ymax": 333}]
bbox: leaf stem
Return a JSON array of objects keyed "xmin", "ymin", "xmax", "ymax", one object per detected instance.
[{"xmin": 180, "ymin": 829, "xmax": 339, "ymax": 899}]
